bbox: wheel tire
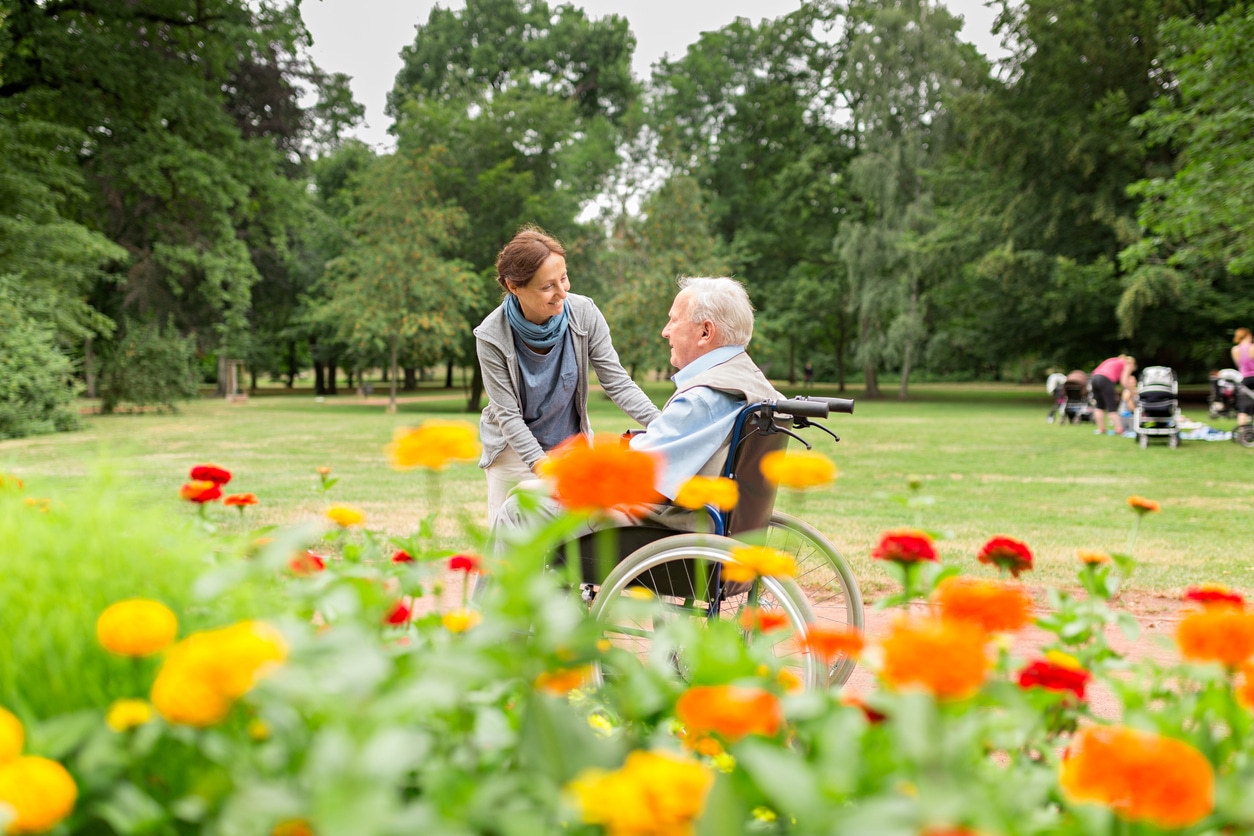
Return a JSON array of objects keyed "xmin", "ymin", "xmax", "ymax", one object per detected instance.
[
  {"xmin": 588, "ymin": 533, "xmax": 825, "ymax": 691},
  {"xmin": 1239, "ymin": 426, "xmax": 1254, "ymax": 448},
  {"xmin": 1169, "ymin": 433, "xmax": 1180, "ymax": 449},
  {"xmin": 1138, "ymin": 432, "xmax": 1148, "ymax": 448},
  {"xmin": 763, "ymin": 512, "xmax": 865, "ymax": 687}
]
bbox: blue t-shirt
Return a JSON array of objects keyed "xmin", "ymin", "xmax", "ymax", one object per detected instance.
[{"xmin": 513, "ymin": 329, "xmax": 581, "ymax": 451}]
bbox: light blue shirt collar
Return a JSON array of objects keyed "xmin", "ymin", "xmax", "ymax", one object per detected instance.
[{"xmin": 671, "ymin": 345, "xmax": 745, "ymax": 388}]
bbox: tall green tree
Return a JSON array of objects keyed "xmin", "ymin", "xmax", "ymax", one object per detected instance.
[{"xmin": 316, "ymin": 149, "xmax": 474, "ymax": 412}]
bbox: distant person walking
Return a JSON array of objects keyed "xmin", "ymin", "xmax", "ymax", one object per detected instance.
[
  {"xmin": 803, "ymin": 361, "xmax": 814, "ymax": 387},
  {"xmin": 1090, "ymin": 354, "xmax": 1137, "ymax": 435},
  {"xmin": 1233, "ymin": 328, "xmax": 1254, "ymax": 429}
]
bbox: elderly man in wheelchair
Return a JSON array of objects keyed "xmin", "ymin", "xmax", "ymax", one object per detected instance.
[{"xmin": 491, "ymin": 277, "xmax": 863, "ymax": 690}]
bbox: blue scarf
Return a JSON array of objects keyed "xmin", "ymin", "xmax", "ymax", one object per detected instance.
[{"xmin": 504, "ymin": 294, "xmax": 569, "ymax": 350}]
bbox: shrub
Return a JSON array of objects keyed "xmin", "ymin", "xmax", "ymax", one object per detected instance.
[
  {"xmin": 0, "ymin": 283, "xmax": 81, "ymax": 439},
  {"xmin": 98, "ymin": 319, "xmax": 200, "ymax": 414}
]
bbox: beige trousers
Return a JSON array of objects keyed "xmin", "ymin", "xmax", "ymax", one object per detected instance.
[{"xmin": 484, "ymin": 445, "xmax": 536, "ymax": 527}]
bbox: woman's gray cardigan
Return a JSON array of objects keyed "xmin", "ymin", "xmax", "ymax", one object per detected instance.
[{"xmin": 474, "ymin": 293, "xmax": 661, "ymax": 469}]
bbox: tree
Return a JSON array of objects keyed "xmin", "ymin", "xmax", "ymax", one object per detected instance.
[{"xmin": 316, "ymin": 149, "xmax": 474, "ymax": 412}]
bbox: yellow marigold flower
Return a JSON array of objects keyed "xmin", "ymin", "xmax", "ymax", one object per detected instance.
[
  {"xmin": 248, "ymin": 718, "xmax": 271, "ymax": 741},
  {"xmin": 879, "ymin": 616, "xmax": 989, "ymax": 700},
  {"xmin": 23, "ymin": 497, "xmax": 51, "ymax": 513},
  {"xmin": 272, "ymin": 820, "xmax": 315, "ymax": 836},
  {"xmin": 1177, "ymin": 606, "xmax": 1254, "ymax": 668},
  {"xmin": 1045, "ymin": 650, "xmax": 1083, "ymax": 670},
  {"xmin": 777, "ymin": 668, "xmax": 803, "ymax": 692},
  {"xmin": 567, "ymin": 750, "xmax": 713, "ymax": 836},
  {"xmin": 105, "ymin": 699, "xmax": 154, "ymax": 733},
  {"xmin": 1127, "ymin": 495, "xmax": 1160, "ymax": 514},
  {"xmin": 1060, "ymin": 725, "xmax": 1213, "ymax": 828},
  {"xmin": 0, "ymin": 707, "xmax": 22, "ymax": 763},
  {"xmin": 0, "ymin": 756, "xmax": 77, "ymax": 834},
  {"xmin": 1078, "ymin": 549, "xmax": 1111, "ymax": 565},
  {"xmin": 932, "ymin": 576, "xmax": 1032, "ymax": 634},
  {"xmin": 534, "ymin": 666, "xmax": 591, "ymax": 695},
  {"xmin": 587, "ymin": 714, "xmax": 613, "ymax": 736},
  {"xmin": 96, "ymin": 599, "xmax": 178, "ymax": 657},
  {"xmin": 324, "ymin": 504, "xmax": 364, "ymax": 527},
  {"xmin": 759, "ymin": 449, "xmax": 837, "ymax": 490},
  {"xmin": 442, "ymin": 609, "xmax": 481, "ymax": 633},
  {"xmin": 673, "ymin": 476, "xmax": 739, "ymax": 511},
  {"xmin": 624, "ymin": 587, "xmax": 653, "ymax": 601},
  {"xmin": 387, "ymin": 421, "xmax": 480, "ymax": 471},
  {"xmin": 711, "ymin": 751, "xmax": 736, "ymax": 773},
  {"xmin": 723, "ymin": 545, "xmax": 797, "ymax": 584},
  {"xmin": 151, "ymin": 621, "xmax": 287, "ymax": 727}
]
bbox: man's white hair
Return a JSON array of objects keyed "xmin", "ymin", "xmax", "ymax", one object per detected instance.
[{"xmin": 677, "ymin": 277, "xmax": 754, "ymax": 347}]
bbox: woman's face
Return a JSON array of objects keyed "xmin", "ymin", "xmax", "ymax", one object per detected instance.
[{"xmin": 510, "ymin": 252, "xmax": 569, "ymax": 324}]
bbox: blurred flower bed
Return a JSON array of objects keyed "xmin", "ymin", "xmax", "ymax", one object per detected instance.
[{"xmin": 0, "ymin": 430, "xmax": 1249, "ymax": 836}]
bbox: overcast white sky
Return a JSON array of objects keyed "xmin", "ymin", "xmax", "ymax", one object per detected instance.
[{"xmin": 300, "ymin": 0, "xmax": 1010, "ymax": 150}]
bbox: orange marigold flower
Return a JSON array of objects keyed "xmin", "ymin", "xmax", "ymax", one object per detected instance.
[
  {"xmin": 223, "ymin": 493, "xmax": 258, "ymax": 508},
  {"xmin": 722, "ymin": 545, "xmax": 797, "ymax": 584},
  {"xmin": 189, "ymin": 464, "xmax": 232, "ymax": 485},
  {"xmin": 544, "ymin": 433, "xmax": 661, "ymax": 512},
  {"xmin": 1183, "ymin": 584, "xmax": 1244, "ymax": 608},
  {"xmin": 879, "ymin": 616, "xmax": 989, "ymax": 700},
  {"xmin": 674, "ymin": 476, "xmax": 739, "ymax": 511},
  {"xmin": 737, "ymin": 606, "xmax": 789, "ymax": 634},
  {"xmin": 0, "ymin": 473, "xmax": 24, "ymax": 492},
  {"xmin": 1127, "ymin": 495, "xmax": 1160, "ymax": 514},
  {"xmin": 976, "ymin": 536, "xmax": 1033, "ymax": 577},
  {"xmin": 316, "ymin": 466, "xmax": 332, "ymax": 476},
  {"xmin": 0, "ymin": 755, "xmax": 78, "ymax": 834},
  {"xmin": 799, "ymin": 626, "xmax": 864, "ymax": 663},
  {"xmin": 567, "ymin": 750, "xmax": 713, "ymax": 836},
  {"xmin": 272, "ymin": 820, "xmax": 315, "ymax": 836},
  {"xmin": 921, "ymin": 827, "xmax": 987, "ymax": 836},
  {"xmin": 1177, "ymin": 606, "xmax": 1254, "ymax": 667},
  {"xmin": 1017, "ymin": 657, "xmax": 1091, "ymax": 700},
  {"xmin": 872, "ymin": 529, "xmax": 937, "ymax": 564},
  {"xmin": 759, "ymin": 450, "xmax": 837, "ymax": 490},
  {"xmin": 0, "ymin": 706, "xmax": 23, "ymax": 763},
  {"xmin": 676, "ymin": 685, "xmax": 782, "ymax": 743},
  {"xmin": 96, "ymin": 599, "xmax": 179, "ymax": 657},
  {"xmin": 1078, "ymin": 549, "xmax": 1111, "ymax": 565},
  {"xmin": 1236, "ymin": 662, "xmax": 1254, "ymax": 710},
  {"xmin": 180, "ymin": 480, "xmax": 222, "ymax": 504},
  {"xmin": 1060, "ymin": 725, "xmax": 1213, "ymax": 828},
  {"xmin": 777, "ymin": 668, "xmax": 804, "ymax": 693},
  {"xmin": 387, "ymin": 420, "xmax": 480, "ymax": 470},
  {"xmin": 289, "ymin": 551, "xmax": 326, "ymax": 576},
  {"xmin": 932, "ymin": 576, "xmax": 1032, "ymax": 634},
  {"xmin": 534, "ymin": 666, "xmax": 592, "ymax": 695}
]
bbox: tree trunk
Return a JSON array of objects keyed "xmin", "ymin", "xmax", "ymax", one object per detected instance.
[
  {"xmin": 84, "ymin": 336, "xmax": 97, "ymax": 399},
  {"xmin": 328, "ymin": 357, "xmax": 338, "ymax": 395},
  {"xmin": 286, "ymin": 341, "xmax": 297, "ymax": 388},
  {"xmin": 467, "ymin": 362, "xmax": 484, "ymax": 412},
  {"xmin": 864, "ymin": 362, "xmax": 881, "ymax": 398},
  {"xmin": 388, "ymin": 340, "xmax": 399, "ymax": 413},
  {"xmin": 249, "ymin": 366, "xmax": 257, "ymax": 393},
  {"xmin": 216, "ymin": 355, "xmax": 228, "ymax": 397},
  {"xmin": 403, "ymin": 366, "xmax": 417, "ymax": 391},
  {"xmin": 346, "ymin": 368, "xmax": 355, "ymax": 389},
  {"xmin": 381, "ymin": 366, "xmax": 389, "ymax": 383},
  {"xmin": 313, "ymin": 360, "xmax": 326, "ymax": 395},
  {"xmin": 444, "ymin": 358, "xmax": 454, "ymax": 388},
  {"xmin": 788, "ymin": 337, "xmax": 797, "ymax": 386},
  {"xmin": 899, "ymin": 284, "xmax": 918, "ymax": 400}
]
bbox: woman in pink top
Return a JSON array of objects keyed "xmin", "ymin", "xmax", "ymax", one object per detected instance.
[
  {"xmin": 1090, "ymin": 354, "xmax": 1137, "ymax": 435},
  {"xmin": 1232, "ymin": 328, "xmax": 1254, "ymax": 428}
]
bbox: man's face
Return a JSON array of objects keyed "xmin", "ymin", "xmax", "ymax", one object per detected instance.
[{"xmin": 662, "ymin": 290, "xmax": 712, "ymax": 370}]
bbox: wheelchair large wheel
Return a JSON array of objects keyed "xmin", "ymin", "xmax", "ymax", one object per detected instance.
[
  {"xmin": 763, "ymin": 512, "xmax": 864, "ymax": 687},
  {"xmin": 588, "ymin": 533, "xmax": 826, "ymax": 691}
]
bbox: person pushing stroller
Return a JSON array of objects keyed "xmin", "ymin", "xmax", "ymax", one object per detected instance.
[{"xmin": 1090, "ymin": 354, "xmax": 1137, "ymax": 435}]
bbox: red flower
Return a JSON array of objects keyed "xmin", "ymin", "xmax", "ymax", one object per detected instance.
[
  {"xmin": 223, "ymin": 493, "xmax": 257, "ymax": 507},
  {"xmin": 977, "ymin": 536, "xmax": 1033, "ymax": 577},
  {"xmin": 841, "ymin": 693, "xmax": 887, "ymax": 724},
  {"xmin": 392, "ymin": 550, "xmax": 414, "ymax": 564},
  {"xmin": 448, "ymin": 553, "xmax": 482, "ymax": 573},
  {"xmin": 179, "ymin": 480, "xmax": 222, "ymax": 504},
  {"xmin": 871, "ymin": 530, "xmax": 937, "ymax": 564},
  {"xmin": 1183, "ymin": 584, "xmax": 1244, "ymax": 608},
  {"xmin": 384, "ymin": 602, "xmax": 411, "ymax": 626},
  {"xmin": 1017, "ymin": 657, "xmax": 1090, "ymax": 699},
  {"xmin": 289, "ymin": 551, "xmax": 326, "ymax": 576},
  {"xmin": 189, "ymin": 464, "xmax": 232, "ymax": 485}
]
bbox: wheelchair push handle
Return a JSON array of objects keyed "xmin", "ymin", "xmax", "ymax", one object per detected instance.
[
  {"xmin": 820, "ymin": 397, "xmax": 855, "ymax": 415},
  {"xmin": 777, "ymin": 396, "xmax": 856, "ymax": 417},
  {"xmin": 773, "ymin": 398, "xmax": 831, "ymax": 419}
]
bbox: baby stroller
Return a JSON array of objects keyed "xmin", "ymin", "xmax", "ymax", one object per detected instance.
[
  {"xmin": 1045, "ymin": 370, "xmax": 1093, "ymax": 425},
  {"xmin": 1209, "ymin": 369, "xmax": 1241, "ymax": 420},
  {"xmin": 1134, "ymin": 366, "xmax": 1181, "ymax": 449}
]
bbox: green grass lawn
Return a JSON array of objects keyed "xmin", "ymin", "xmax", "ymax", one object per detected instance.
[{"xmin": 3, "ymin": 381, "xmax": 1249, "ymax": 601}]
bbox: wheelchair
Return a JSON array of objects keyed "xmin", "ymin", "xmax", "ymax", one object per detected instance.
[{"xmin": 564, "ymin": 396, "xmax": 864, "ymax": 691}]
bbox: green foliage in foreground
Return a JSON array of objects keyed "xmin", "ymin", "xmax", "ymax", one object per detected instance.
[{"xmin": 3, "ymin": 458, "xmax": 1253, "ymax": 835}]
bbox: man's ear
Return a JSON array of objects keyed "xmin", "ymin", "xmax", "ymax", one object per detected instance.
[{"xmin": 700, "ymin": 320, "xmax": 716, "ymax": 343}]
